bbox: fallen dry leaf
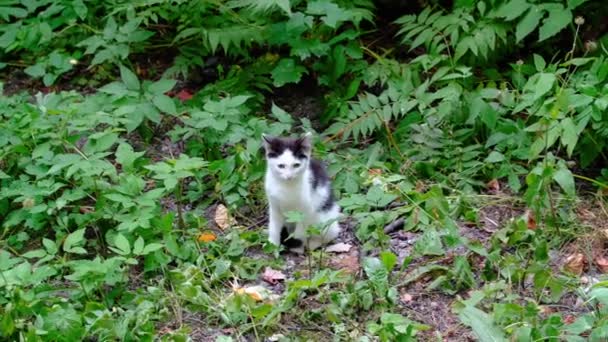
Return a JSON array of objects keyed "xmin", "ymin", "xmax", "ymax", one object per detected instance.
[
  {"xmin": 487, "ymin": 179, "xmax": 500, "ymax": 192},
  {"xmin": 596, "ymin": 256, "xmax": 608, "ymax": 273},
  {"xmin": 233, "ymin": 285, "xmax": 279, "ymax": 302},
  {"xmin": 214, "ymin": 204, "xmax": 235, "ymax": 230},
  {"xmin": 197, "ymin": 232, "xmax": 217, "ymax": 243},
  {"xmin": 564, "ymin": 253, "xmax": 586, "ymax": 275},
  {"xmin": 400, "ymin": 292, "xmax": 413, "ymax": 303},
  {"xmin": 563, "ymin": 315, "xmax": 576, "ymax": 324},
  {"xmin": 329, "ymin": 251, "xmax": 360, "ymax": 275},
  {"xmin": 262, "ymin": 267, "xmax": 286, "ymax": 285},
  {"xmin": 325, "ymin": 242, "xmax": 352, "ymax": 253},
  {"xmin": 601, "ymin": 229, "xmax": 608, "ymax": 240},
  {"xmin": 368, "ymin": 168, "xmax": 383, "ymax": 176},
  {"xmin": 525, "ymin": 209, "xmax": 537, "ymax": 230},
  {"xmin": 176, "ymin": 89, "xmax": 193, "ymax": 101}
]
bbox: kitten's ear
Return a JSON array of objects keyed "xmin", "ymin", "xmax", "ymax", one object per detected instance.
[
  {"xmin": 299, "ymin": 132, "xmax": 313, "ymax": 155},
  {"xmin": 261, "ymin": 134, "xmax": 273, "ymax": 152}
]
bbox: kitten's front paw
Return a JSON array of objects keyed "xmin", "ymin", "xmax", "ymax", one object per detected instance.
[{"xmin": 268, "ymin": 228, "xmax": 282, "ymax": 246}]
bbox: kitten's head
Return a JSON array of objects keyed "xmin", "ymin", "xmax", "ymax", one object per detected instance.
[{"xmin": 262, "ymin": 132, "xmax": 312, "ymax": 181}]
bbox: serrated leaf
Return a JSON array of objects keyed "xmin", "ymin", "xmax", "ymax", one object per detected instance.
[
  {"xmin": 306, "ymin": 0, "xmax": 351, "ymax": 28},
  {"xmin": 22, "ymin": 249, "xmax": 46, "ymax": 259},
  {"xmin": 115, "ymin": 142, "xmax": 145, "ymax": 170},
  {"xmin": 534, "ymin": 73, "xmax": 555, "ymax": 100},
  {"xmin": 142, "ymin": 243, "xmax": 163, "ymax": 254},
  {"xmin": 271, "ymin": 103, "xmax": 293, "ymax": 124},
  {"xmin": 149, "ymin": 79, "xmax": 176, "ymax": 95},
  {"xmin": 43, "ymin": 238, "xmax": 58, "ymax": 254},
  {"xmin": 113, "ymin": 233, "xmax": 131, "ymax": 255},
  {"xmin": 456, "ymin": 304, "xmax": 507, "ymax": 342},
  {"xmin": 24, "ymin": 63, "xmax": 46, "ymax": 78},
  {"xmin": 153, "ymin": 94, "xmax": 177, "ymax": 114},
  {"xmin": 560, "ymin": 117, "xmax": 579, "ymax": 156},
  {"xmin": 485, "ymin": 151, "xmax": 505, "ymax": 163},
  {"xmin": 553, "ymin": 167, "xmax": 575, "ymax": 197},
  {"xmin": 120, "ymin": 64, "xmax": 140, "ymax": 91},
  {"xmin": 538, "ymin": 7, "xmax": 572, "ymax": 41},
  {"xmin": 271, "ymin": 59, "xmax": 307, "ymax": 87},
  {"xmin": 516, "ymin": 8, "xmax": 543, "ymax": 42},
  {"xmin": 492, "ymin": 0, "xmax": 529, "ymax": 21},
  {"xmin": 133, "ymin": 236, "xmax": 144, "ymax": 255},
  {"xmin": 63, "ymin": 228, "xmax": 86, "ymax": 253}
]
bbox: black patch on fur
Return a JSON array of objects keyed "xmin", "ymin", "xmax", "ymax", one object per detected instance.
[
  {"xmin": 309, "ymin": 159, "xmax": 330, "ymax": 189},
  {"xmin": 280, "ymin": 225, "xmax": 303, "ymax": 248},
  {"xmin": 319, "ymin": 190, "xmax": 335, "ymax": 212},
  {"xmin": 263, "ymin": 136, "xmax": 311, "ymax": 160}
]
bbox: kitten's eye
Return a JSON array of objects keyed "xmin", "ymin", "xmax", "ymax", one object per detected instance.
[
  {"xmin": 293, "ymin": 163, "xmax": 301, "ymax": 168},
  {"xmin": 278, "ymin": 164, "xmax": 286, "ymax": 169}
]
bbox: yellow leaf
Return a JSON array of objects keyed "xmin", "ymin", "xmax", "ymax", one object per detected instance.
[{"xmin": 198, "ymin": 232, "xmax": 216, "ymax": 242}]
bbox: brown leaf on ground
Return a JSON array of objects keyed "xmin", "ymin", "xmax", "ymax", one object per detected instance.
[
  {"xmin": 262, "ymin": 267, "xmax": 286, "ymax": 285},
  {"xmin": 487, "ymin": 179, "xmax": 500, "ymax": 193},
  {"xmin": 525, "ymin": 209, "xmax": 537, "ymax": 230},
  {"xmin": 176, "ymin": 89, "xmax": 193, "ymax": 101},
  {"xmin": 400, "ymin": 292, "xmax": 413, "ymax": 303},
  {"xmin": 596, "ymin": 256, "xmax": 608, "ymax": 273},
  {"xmin": 214, "ymin": 204, "xmax": 235, "ymax": 230},
  {"xmin": 564, "ymin": 253, "xmax": 586, "ymax": 275},
  {"xmin": 329, "ymin": 250, "xmax": 360, "ymax": 275},
  {"xmin": 368, "ymin": 168, "xmax": 383, "ymax": 176},
  {"xmin": 325, "ymin": 242, "xmax": 352, "ymax": 253},
  {"xmin": 564, "ymin": 315, "xmax": 576, "ymax": 324}
]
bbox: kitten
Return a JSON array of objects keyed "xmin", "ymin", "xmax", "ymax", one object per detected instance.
[{"xmin": 262, "ymin": 132, "xmax": 341, "ymax": 252}]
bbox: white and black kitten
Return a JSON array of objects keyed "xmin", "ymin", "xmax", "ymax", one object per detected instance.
[{"xmin": 262, "ymin": 132, "xmax": 341, "ymax": 252}]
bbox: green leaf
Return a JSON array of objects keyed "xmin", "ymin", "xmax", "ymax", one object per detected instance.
[
  {"xmin": 149, "ymin": 79, "xmax": 176, "ymax": 95},
  {"xmin": 456, "ymin": 304, "xmax": 507, "ymax": 342},
  {"xmin": 153, "ymin": 94, "xmax": 177, "ymax": 114},
  {"xmin": 380, "ymin": 251, "xmax": 397, "ymax": 272},
  {"xmin": 142, "ymin": 243, "xmax": 163, "ymax": 254},
  {"xmin": 560, "ymin": 117, "xmax": 579, "ymax": 156},
  {"xmin": 24, "ymin": 63, "xmax": 46, "ymax": 78},
  {"xmin": 553, "ymin": 167, "xmax": 575, "ymax": 197},
  {"xmin": 492, "ymin": 0, "xmax": 529, "ymax": 21},
  {"xmin": 567, "ymin": 0, "xmax": 589, "ymax": 9},
  {"xmin": 133, "ymin": 236, "xmax": 144, "ymax": 255},
  {"xmin": 538, "ymin": 7, "xmax": 572, "ymax": 41},
  {"xmin": 271, "ymin": 103, "xmax": 293, "ymax": 124},
  {"xmin": 516, "ymin": 8, "xmax": 544, "ymax": 42},
  {"xmin": 73, "ymin": 0, "xmax": 88, "ymax": 19},
  {"xmin": 63, "ymin": 229, "xmax": 86, "ymax": 254},
  {"xmin": 43, "ymin": 238, "xmax": 58, "ymax": 255},
  {"xmin": 534, "ymin": 73, "xmax": 555, "ymax": 100},
  {"xmin": 115, "ymin": 142, "xmax": 145, "ymax": 170},
  {"xmin": 113, "ymin": 233, "xmax": 131, "ymax": 255},
  {"xmin": 119, "ymin": 64, "xmax": 140, "ymax": 91},
  {"xmin": 306, "ymin": 0, "xmax": 351, "ymax": 28},
  {"xmin": 271, "ymin": 59, "xmax": 307, "ymax": 87},
  {"xmin": 485, "ymin": 151, "xmax": 505, "ymax": 163},
  {"xmin": 533, "ymin": 54, "xmax": 546, "ymax": 71}
]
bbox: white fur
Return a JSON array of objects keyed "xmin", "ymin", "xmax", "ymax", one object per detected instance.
[{"xmin": 264, "ymin": 147, "xmax": 341, "ymax": 252}]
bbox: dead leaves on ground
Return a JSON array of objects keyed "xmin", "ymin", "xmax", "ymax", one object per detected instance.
[
  {"xmin": 325, "ymin": 242, "xmax": 352, "ymax": 253},
  {"xmin": 214, "ymin": 204, "xmax": 236, "ymax": 230},
  {"xmin": 262, "ymin": 267, "xmax": 286, "ymax": 285}
]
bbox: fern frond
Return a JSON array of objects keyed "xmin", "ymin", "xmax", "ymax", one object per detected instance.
[
  {"xmin": 227, "ymin": 0, "xmax": 291, "ymax": 16},
  {"xmin": 203, "ymin": 25, "xmax": 266, "ymax": 54},
  {"xmin": 333, "ymin": 87, "xmax": 416, "ymax": 142}
]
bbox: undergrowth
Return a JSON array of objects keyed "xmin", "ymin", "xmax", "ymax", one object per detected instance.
[{"xmin": 2, "ymin": 0, "xmax": 608, "ymax": 340}]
